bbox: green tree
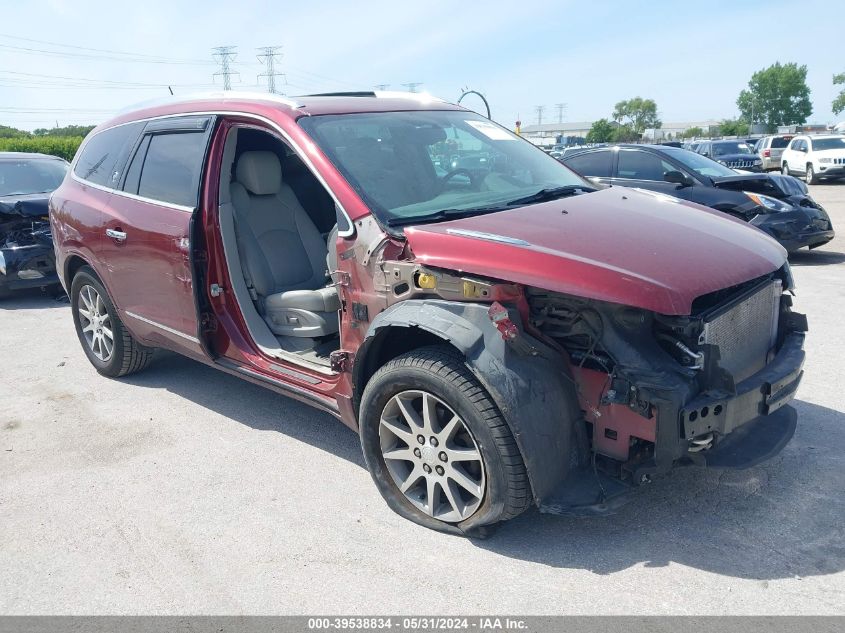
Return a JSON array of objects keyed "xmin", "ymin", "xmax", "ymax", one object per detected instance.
[
  {"xmin": 682, "ymin": 126, "xmax": 705, "ymax": 139},
  {"xmin": 833, "ymin": 72, "xmax": 845, "ymax": 115},
  {"xmin": 0, "ymin": 125, "xmax": 29, "ymax": 139},
  {"xmin": 586, "ymin": 118, "xmax": 615, "ymax": 143},
  {"xmin": 719, "ymin": 119, "xmax": 750, "ymax": 137},
  {"xmin": 611, "ymin": 124, "xmax": 639, "ymax": 143},
  {"xmin": 737, "ymin": 62, "xmax": 812, "ymax": 132},
  {"xmin": 612, "ymin": 97, "xmax": 661, "ymax": 134}
]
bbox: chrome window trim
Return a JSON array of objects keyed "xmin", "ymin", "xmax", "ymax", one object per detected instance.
[
  {"xmin": 70, "ymin": 110, "xmax": 355, "ymax": 236},
  {"xmin": 125, "ymin": 311, "xmax": 200, "ymax": 343}
]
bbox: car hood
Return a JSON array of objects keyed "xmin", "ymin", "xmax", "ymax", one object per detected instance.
[
  {"xmin": 404, "ymin": 187, "xmax": 786, "ymax": 315},
  {"xmin": 0, "ymin": 192, "xmax": 51, "ymax": 218},
  {"xmin": 711, "ymin": 172, "xmax": 809, "ymax": 199}
]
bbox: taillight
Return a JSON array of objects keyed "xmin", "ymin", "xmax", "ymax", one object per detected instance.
[{"xmin": 763, "ymin": 149, "xmax": 771, "ymax": 157}]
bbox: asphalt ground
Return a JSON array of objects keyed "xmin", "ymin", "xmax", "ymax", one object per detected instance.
[{"xmin": 1, "ymin": 183, "xmax": 844, "ymax": 614}]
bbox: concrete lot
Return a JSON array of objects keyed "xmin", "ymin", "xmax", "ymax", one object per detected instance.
[{"xmin": 1, "ymin": 184, "xmax": 844, "ymax": 615}]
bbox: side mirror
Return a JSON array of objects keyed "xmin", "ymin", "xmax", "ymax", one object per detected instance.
[{"xmin": 664, "ymin": 170, "xmax": 693, "ymax": 187}]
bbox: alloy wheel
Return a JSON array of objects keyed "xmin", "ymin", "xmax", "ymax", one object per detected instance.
[
  {"xmin": 77, "ymin": 284, "xmax": 114, "ymax": 361},
  {"xmin": 805, "ymin": 165, "xmax": 814, "ymax": 184},
  {"xmin": 379, "ymin": 390, "xmax": 485, "ymax": 523}
]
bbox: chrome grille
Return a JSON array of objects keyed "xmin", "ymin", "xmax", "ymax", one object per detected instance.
[
  {"xmin": 702, "ymin": 280, "xmax": 781, "ymax": 382},
  {"xmin": 726, "ymin": 159, "xmax": 755, "ymax": 169}
]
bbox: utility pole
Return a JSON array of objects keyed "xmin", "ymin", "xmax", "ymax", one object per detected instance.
[
  {"xmin": 212, "ymin": 46, "xmax": 239, "ymax": 90},
  {"xmin": 401, "ymin": 82, "xmax": 422, "ymax": 93},
  {"xmin": 555, "ymin": 102, "xmax": 567, "ymax": 124},
  {"xmin": 534, "ymin": 105, "xmax": 545, "ymax": 126},
  {"xmin": 374, "ymin": 84, "xmax": 390, "ymax": 91},
  {"xmin": 257, "ymin": 46, "xmax": 286, "ymax": 94}
]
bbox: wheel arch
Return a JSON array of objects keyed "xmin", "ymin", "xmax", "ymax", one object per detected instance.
[
  {"xmin": 64, "ymin": 253, "xmax": 94, "ymax": 290},
  {"xmin": 354, "ymin": 299, "xmax": 581, "ymax": 505}
]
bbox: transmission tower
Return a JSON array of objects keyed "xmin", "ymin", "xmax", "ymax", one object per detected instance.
[
  {"xmin": 555, "ymin": 102, "xmax": 568, "ymax": 124},
  {"xmin": 534, "ymin": 105, "xmax": 545, "ymax": 126},
  {"xmin": 374, "ymin": 83, "xmax": 390, "ymax": 91},
  {"xmin": 212, "ymin": 46, "xmax": 239, "ymax": 90},
  {"xmin": 401, "ymin": 82, "xmax": 422, "ymax": 93},
  {"xmin": 257, "ymin": 46, "xmax": 286, "ymax": 94}
]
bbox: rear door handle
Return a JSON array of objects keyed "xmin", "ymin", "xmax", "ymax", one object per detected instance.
[{"xmin": 106, "ymin": 228, "xmax": 127, "ymax": 241}]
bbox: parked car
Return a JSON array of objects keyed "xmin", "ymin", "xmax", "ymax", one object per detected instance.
[
  {"xmin": 0, "ymin": 152, "xmax": 68, "ymax": 297},
  {"xmin": 697, "ymin": 140, "xmax": 763, "ymax": 172},
  {"xmin": 562, "ymin": 144, "xmax": 834, "ymax": 252},
  {"xmin": 781, "ymin": 134, "xmax": 845, "ymax": 184},
  {"xmin": 754, "ymin": 135, "xmax": 794, "ymax": 171},
  {"xmin": 50, "ymin": 92, "xmax": 807, "ymax": 534}
]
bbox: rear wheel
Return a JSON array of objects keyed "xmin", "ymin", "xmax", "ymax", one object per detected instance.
[
  {"xmin": 782, "ymin": 162, "xmax": 790, "ymax": 176},
  {"xmin": 359, "ymin": 346, "xmax": 531, "ymax": 534},
  {"xmin": 70, "ymin": 267, "xmax": 153, "ymax": 377}
]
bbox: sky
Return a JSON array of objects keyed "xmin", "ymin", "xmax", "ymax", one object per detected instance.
[{"xmin": 0, "ymin": 0, "xmax": 841, "ymax": 131}]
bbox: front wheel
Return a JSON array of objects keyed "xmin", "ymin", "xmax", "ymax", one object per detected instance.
[
  {"xmin": 70, "ymin": 266, "xmax": 153, "ymax": 377},
  {"xmin": 806, "ymin": 164, "xmax": 818, "ymax": 185},
  {"xmin": 359, "ymin": 346, "xmax": 531, "ymax": 534}
]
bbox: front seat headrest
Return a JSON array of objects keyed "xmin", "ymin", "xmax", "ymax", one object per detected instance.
[{"xmin": 236, "ymin": 151, "xmax": 282, "ymax": 195}]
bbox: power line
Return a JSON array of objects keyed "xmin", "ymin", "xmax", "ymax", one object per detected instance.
[
  {"xmin": 256, "ymin": 46, "xmax": 286, "ymax": 94},
  {"xmin": 212, "ymin": 46, "xmax": 239, "ymax": 90},
  {"xmin": 555, "ymin": 102, "xmax": 567, "ymax": 124},
  {"xmin": 0, "ymin": 32, "xmax": 214, "ymax": 64},
  {"xmin": 401, "ymin": 82, "xmax": 422, "ymax": 93},
  {"xmin": 534, "ymin": 105, "xmax": 545, "ymax": 126}
]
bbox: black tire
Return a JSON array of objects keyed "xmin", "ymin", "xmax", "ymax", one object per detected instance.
[
  {"xmin": 782, "ymin": 162, "xmax": 790, "ymax": 176},
  {"xmin": 359, "ymin": 345, "xmax": 531, "ymax": 535},
  {"xmin": 806, "ymin": 164, "xmax": 818, "ymax": 185},
  {"xmin": 70, "ymin": 266, "xmax": 153, "ymax": 377}
]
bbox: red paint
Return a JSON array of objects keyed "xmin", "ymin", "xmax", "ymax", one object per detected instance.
[
  {"xmin": 405, "ymin": 187, "xmax": 786, "ymax": 315},
  {"xmin": 573, "ymin": 367, "xmax": 656, "ymax": 461}
]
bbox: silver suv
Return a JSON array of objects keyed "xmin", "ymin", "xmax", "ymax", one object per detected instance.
[{"xmin": 754, "ymin": 135, "xmax": 794, "ymax": 171}]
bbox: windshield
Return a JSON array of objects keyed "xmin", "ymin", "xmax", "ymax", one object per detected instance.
[
  {"xmin": 298, "ymin": 110, "xmax": 590, "ymax": 226},
  {"xmin": 712, "ymin": 141, "xmax": 753, "ymax": 157},
  {"xmin": 0, "ymin": 158, "xmax": 68, "ymax": 196},
  {"xmin": 812, "ymin": 137, "xmax": 845, "ymax": 151},
  {"xmin": 665, "ymin": 148, "xmax": 737, "ymax": 178}
]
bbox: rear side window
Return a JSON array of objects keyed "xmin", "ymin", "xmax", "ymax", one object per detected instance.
[
  {"xmin": 564, "ymin": 150, "xmax": 613, "ymax": 178},
  {"xmin": 771, "ymin": 137, "xmax": 791, "ymax": 149},
  {"xmin": 617, "ymin": 150, "xmax": 674, "ymax": 181},
  {"xmin": 73, "ymin": 123, "xmax": 143, "ymax": 188},
  {"xmin": 127, "ymin": 132, "xmax": 208, "ymax": 207}
]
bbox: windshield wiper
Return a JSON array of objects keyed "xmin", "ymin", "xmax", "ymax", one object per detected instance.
[
  {"xmin": 385, "ymin": 206, "xmax": 507, "ymax": 227},
  {"xmin": 504, "ymin": 185, "xmax": 595, "ymax": 207}
]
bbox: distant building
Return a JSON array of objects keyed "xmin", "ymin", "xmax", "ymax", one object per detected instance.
[{"xmin": 521, "ymin": 119, "xmax": 722, "ymax": 145}]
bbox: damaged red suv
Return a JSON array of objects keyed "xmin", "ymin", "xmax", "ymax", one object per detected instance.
[{"xmin": 50, "ymin": 92, "xmax": 806, "ymax": 534}]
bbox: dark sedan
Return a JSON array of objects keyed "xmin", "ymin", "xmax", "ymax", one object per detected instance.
[
  {"xmin": 0, "ymin": 152, "xmax": 68, "ymax": 296},
  {"xmin": 562, "ymin": 144, "xmax": 834, "ymax": 252}
]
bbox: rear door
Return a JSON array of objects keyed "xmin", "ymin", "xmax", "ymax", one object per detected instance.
[
  {"xmin": 562, "ymin": 149, "xmax": 615, "ymax": 186},
  {"xmin": 101, "ymin": 115, "xmax": 215, "ymax": 350}
]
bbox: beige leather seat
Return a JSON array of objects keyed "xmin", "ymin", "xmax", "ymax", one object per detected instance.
[{"xmin": 230, "ymin": 151, "xmax": 339, "ymax": 338}]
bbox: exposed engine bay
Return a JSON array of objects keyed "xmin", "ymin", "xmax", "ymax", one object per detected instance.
[{"xmin": 0, "ymin": 200, "xmax": 58, "ymax": 293}]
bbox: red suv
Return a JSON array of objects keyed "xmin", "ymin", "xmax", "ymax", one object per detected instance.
[{"xmin": 50, "ymin": 92, "xmax": 806, "ymax": 535}]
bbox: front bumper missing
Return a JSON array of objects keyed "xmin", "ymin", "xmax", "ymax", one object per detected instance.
[
  {"xmin": 681, "ymin": 331, "xmax": 804, "ymax": 440},
  {"xmin": 539, "ymin": 332, "xmax": 805, "ymax": 517}
]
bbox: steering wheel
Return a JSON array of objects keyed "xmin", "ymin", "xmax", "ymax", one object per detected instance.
[{"xmin": 439, "ymin": 168, "xmax": 477, "ymax": 191}]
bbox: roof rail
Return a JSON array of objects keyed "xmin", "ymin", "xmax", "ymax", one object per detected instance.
[
  {"xmin": 301, "ymin": 90, "xmax": 446, "ymax": 104},
  {"xmin": 115, "ymin": 90, "xmax": 299, "ymax": 115}
]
